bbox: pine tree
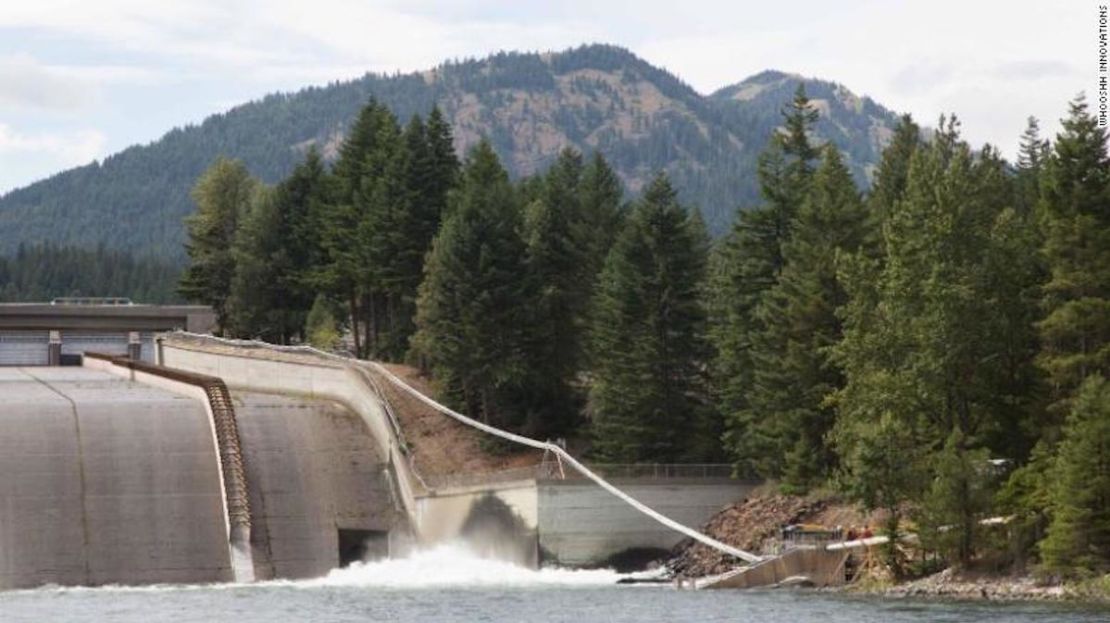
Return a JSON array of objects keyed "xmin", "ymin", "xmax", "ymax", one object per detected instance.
[
  {"xmin": 745, "ymin": 144, "xmax": 869, "ymax": 489},
  {"xmin": 867, "ymin": 114, "xmax": 920, "ymax": 231},
  {"xmin": 317, "ymin": 100, "xmax": 393, "ymax": 357},
  {"xmin": 226, "ymin": 149, "xmax": 330, "ymax": 342},
  {"xmin": 178, "ymin": 157, "xmax": 257, "ymax": 332},
  {"xmin": 1040, "ymin": 375, "xmax": 1110, "ymax": 577},
  {"xmin": 576, "ymin": 152, "xmax": 625, "ymax": 279},
  {"xmin": 589, "ymin": 173, "xmax": 710, "ymax": 462},
  {"xmin": 1015, "ymin": 116, "xmax": 1050, "ymax": 217},
  {"xmin": 412, "ymin": 140, "xmax": 535, "ymax": 429},
  {"xmin": 917, "ymin": 429, "xmax": 993, "ymax": 567},
  {"xmin": 834, "ymin": 118, "xmax": 1038, "ymax": 564},
  {"xmin": 712, "ymin": 86, "xmax": 821, "ymax": 477},
  {"xmin": 522, "ymin": 148, "xmax": 590, "ymax": 436},
  {"xmin": 1037, "ymin": 96, "xmax": 1110, "ymax": 417},
  {"xmin": 226, "ymin": 186, "xmax": 288, "ymax": 340}
]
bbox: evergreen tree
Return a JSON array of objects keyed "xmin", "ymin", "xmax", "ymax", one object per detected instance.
[
  {"xmin": 1015, "ymin": 116, "xmax": 1050, "ymax": 216},
  {"xmin": 589, "ymin": 173, "xmax": 710, "ymax": 462},
  {"xmin": 713, "ymin": 86, "xmax": 821, "ymax": 477},
  {"xmin": 867, "ymin": 114, "xmax": 920, "ymax": 231},
  {"xmin": 412, "ymin": 140, "xmax": 535, "ymax": 429},
  {"xmin": 834, "ymin": 118, "xmax": 1038, "ymax": 566},
  {"xmin": 1040, "ymin": 375, "xmax": 1110, "ymax": 577},
  {"xmin": 523, "ymin": 148, "xmax": 590, "ymax": 436},
  {"xmin": 306, "ymin": 293, "xmax": 341, "ymax": 351},
  {"xmin": 576, "ymin": 152, "xmax": 626, "ymax": 279},
  {"xmin": 226, "ymin": 148, "xmax": 329, "ymax": 341},
  {"xmin": 1037, "ymin": 96, "xmax": 1110, "ymax": 417},
  {"xmin": 745, "ymin": 144, "xmax": 870, "ymax": 488},
  {"xmin": 316, "ymin": 100, "xmax": 393, "ymax": 356},
  {"xmin": 226, "ymin": 186, "xmax": 288, "ymax": 340},
  {"xmin": 178, "ymin": 157, "xmax": 257, "ymax": 332},
  {"xmin": 917, "ymin": 429, "xmax": 993, "ymax": 567}
]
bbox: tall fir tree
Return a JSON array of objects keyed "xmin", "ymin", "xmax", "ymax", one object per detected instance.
[
  {"xmin": 712, "ymin": 85, "xmax": 821, "ymax": 477},
  {"xmin": 317, "ymin": 99, "xmax": 394, "ymax": 356},
  {"xmin": 834, "ymin": 118, "xmax": 1038, "ymax": 562},
  {"xmin": 1037, "ymin": 96, "xmax": 1110, "ymax": 418},
  {"xmin": 179, "ymin": 157, "xmax": 257, "ymax": 332},
  {"xmin": 744, "ymin": 144, "xmax": 870, "ymax": 488},
  {"xmin": 1039, "ymin": 375, "xmax": 1110, "ymax": 577},
  {"xmin": 523, "ymin": 148, "xmax": 591, "ymax": 437},
  {"xmin": 589, "ymin": 173, "xmax": 711, "ymax": 462},
  {"xmin": 412, "ymin": 140, "xmax": 536, "ymax": 430},
  {"xmin": 1015, "ymin": 116, "xmax": 1050, "ymax": 217},
  {"xmin": 867, "ymin": 114, "xmax": 920, "ymax": 232},
  {"xmin": 576, "ymin": 151, "xmax": 626, "ymax": 279}
]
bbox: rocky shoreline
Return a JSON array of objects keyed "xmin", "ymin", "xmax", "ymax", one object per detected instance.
[{"xmin": 843, "ymin": 568, "xmax": 1110, "ymax": 604}]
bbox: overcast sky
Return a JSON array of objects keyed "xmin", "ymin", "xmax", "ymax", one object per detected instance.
[{"xmin": 0, "ymin": 0, "xmax": 1092, "ymax": 194}]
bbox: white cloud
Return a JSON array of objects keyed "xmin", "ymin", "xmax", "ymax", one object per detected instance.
[
  {"xmin": 0, "ymin": 124, "xmax": 106, "ymax": 192},
  {"xmin": 0, "ymin": 0, "xmax": 1094, "ymax": 191}
]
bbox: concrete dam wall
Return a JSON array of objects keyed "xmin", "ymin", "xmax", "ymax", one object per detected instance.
[
  {"xmin": 0, "ymin": 367, "xmax": 230, "ymax": 589},
  {"xmin": 0, "ymin": 361, "xmax": 411, "ymax": 589}
]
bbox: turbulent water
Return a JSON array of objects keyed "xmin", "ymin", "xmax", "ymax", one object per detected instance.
[{"xmin": 1, "ymin": 545, "xmax": 1106, "ymax": 623}]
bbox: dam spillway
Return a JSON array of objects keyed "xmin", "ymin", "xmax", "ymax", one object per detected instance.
[
  {"xmin": 0, "ymin": 366, "xmax": 410, "ymax": 589},
  {"xmin": 0, "ymin": 367, "xmax": 230, "ymax": 588}
]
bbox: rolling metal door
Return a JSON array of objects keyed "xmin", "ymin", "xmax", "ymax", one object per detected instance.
[
  {"xmin": 61, "ymin": 332, "xmax": 130, "ymax": 357},
  {"xmin": 0, "ymin": 332, "xmax": 50, "ymax": 366},
  {"xmin": 140, "ymin": 333, "xmax": 155, "ymax": 362}
]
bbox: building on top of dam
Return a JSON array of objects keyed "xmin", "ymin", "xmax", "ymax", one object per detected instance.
[{"xmin": 0, "ymin": 300, "xmax": 215, "ymax": 365}]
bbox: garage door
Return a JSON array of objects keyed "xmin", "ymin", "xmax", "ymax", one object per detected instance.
[
  {"xmin": 140, "ymin": 332, "xmax": 155, "ymax": 362},
  {"xmin": 61, "ymin": 332, "xmax": 130, "ymax": 357},
  {"xmin": 0, "ymin": 331, "xmax": 50, "ymax": 366}
]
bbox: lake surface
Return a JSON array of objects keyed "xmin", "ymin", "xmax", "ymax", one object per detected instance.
[{"xmin": 1, "ymin": 546, "xmax": 1106, "ymax": 623}]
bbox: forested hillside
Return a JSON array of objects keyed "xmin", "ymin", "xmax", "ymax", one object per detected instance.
[
  {"xmin": 0, "ymin": 244, "xmax": 180, "ymax": 303},
  {"xmin": 0, "ymin": 44, "xmax": 899, "ymax": 262}
]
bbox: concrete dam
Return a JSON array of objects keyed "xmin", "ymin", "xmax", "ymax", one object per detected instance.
[{"xmin": 0, "ymin": 332, "xmax": 752, "ymax": 589}]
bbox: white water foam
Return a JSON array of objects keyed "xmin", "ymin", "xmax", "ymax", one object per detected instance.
[
  {"xmin": 12, "ymin": 543, "xmax": 641, "ymax": 595},
  {"xmin": 302, "ymin": 544, "xmax": 628, "ymax": 589}
]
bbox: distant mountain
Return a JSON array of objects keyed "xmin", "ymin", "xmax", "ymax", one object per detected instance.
[{"xmin": 0, "ymin": 44, "xmax": 901, "ymax": 262}]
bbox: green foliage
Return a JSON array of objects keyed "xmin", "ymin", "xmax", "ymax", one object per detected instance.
[
  {"xmin": 0, "ymin": 243, "xmax": 180, "ymax": 303},
  {"xmin": 1037, "ymin": 96, "xmax": 1110, "ymax": 417},
  {"xmin": 714, "ymin": 85, "xmax": 821, "ymax": 478},
  {"xmin": 747, "ymin": 144, "xmax": 870, "ymax": 491},
  {"xmin": 305, "ymin": 294, "xmax": 341, "ymax": 351},
  {"xmin": 411, "ymin": 141, "xmax": 536, "ymax": 430},
  {"xmin": 588, "ymin": 173, "xmax": 711, "ymax": 462},
  {"xmin": 916, "ymin": 430, "xmax": 994, "ymax": 566},
  {"xmin": 178, "ymin": 157, "xmax": 257, "ymax": 332},
  {"xmin": 1040, "ymin": 375, "xmax": 1110, "ymax": 577}
]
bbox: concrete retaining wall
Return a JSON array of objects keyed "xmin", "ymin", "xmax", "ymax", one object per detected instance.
[
  {"xmin": 538, "ymin": 479, "xmax": 757, "ymax": 567},
  {"xmin": 702, "ymin": 546, "xmax": 850, "ymax": 589},
  {"xmin": 417, "ymin": 480, "xmax": 539, "ymax": 566},
  {"xmin": 419, "ymin": 477, "xmax": 755, "ymax": 568},
  {"xmin": 0, "ymin": 368, "xmax": 230, "ymax": 589}
]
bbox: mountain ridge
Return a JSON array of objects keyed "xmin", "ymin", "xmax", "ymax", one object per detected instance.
[{"xmin": 0, "ymin": 44, "xmax": 902, "ymax": 261}]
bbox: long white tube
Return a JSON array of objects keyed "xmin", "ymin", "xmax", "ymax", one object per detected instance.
[{"xmin": 167, "ymin": 332, "xmax": 762, "ymax": 564}]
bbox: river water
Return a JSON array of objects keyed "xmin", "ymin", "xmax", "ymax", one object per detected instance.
[{"xmin": 1, "ymin": 546, "xmax": 1105, "ymax": 623}]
